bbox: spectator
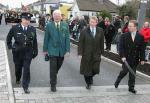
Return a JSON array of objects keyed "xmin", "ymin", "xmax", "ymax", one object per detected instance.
[
  {"xmin": 122, "ymin": 16, "xmax": 129, "ymax": 33},
  {"xmin": 140, "ymin": 22, "xmax": 150, "ymax": 61},
  {"xmin": 78, "ymin": 16, "xmax": 87, "ymax": 31},
  {"xmin": 113, "ymin": 15, "xmax": 122, "ymax": 33},
  {"xmin": 61, "ymin": 14, "xmax": 67, "ymax": 22},
  {"xmin": 72, "ymin": 16, "xmax": 80, "ymax": 40},
  {"xmin": 97, "ymin": 16, "xmax": 105, "ymax": 30},
  {"xmin": 115, "ymin": 28, "xmax": 122, "ymax": 53},
  {"xmin": 104, "ymin": 17, "xmax": 116, "ymax": 51}
]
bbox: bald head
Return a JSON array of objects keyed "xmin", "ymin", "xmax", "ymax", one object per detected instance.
[
  {"xmin": 53, "ymin": 9, "xmax": 62, "ymax": 22},
  {"xmin": 143, "ymin": 22, "xmax": 150, "ymax": 28}
]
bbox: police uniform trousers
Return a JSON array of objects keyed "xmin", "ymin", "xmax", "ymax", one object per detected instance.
[
  {"xmin": 12, "ymin": 47, "xmax": 33, "ymax": 89},
  {"xmin": 49, "ymin": 56, "xmax": 64, "ymax": 86},
  {"xmin": 115, "ymin": 62, "xmax": 138, "ymax": 89}
]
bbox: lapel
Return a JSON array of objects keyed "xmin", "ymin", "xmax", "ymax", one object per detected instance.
[
  {"xmin": 26, "ymin": 26, "xmax": 30, "ymax": 34},
  {"xmin": 95, "ymin": 27, "xmax": 99, "ymax": 38},
  {"xmin": 19, "ymin": 24, "xmax": 31, "ymax": 35},
  {"xmin": 129, "ymin": 32, "xmax": 135, "ymax": 43},
  {"xmin": 19, "ymin": 24, "xmax": 24, "ymax": 32},
  {"xmin": 134, "ymin": 32, "xmax": 138, "ymax": 43},
  {"xmin": 129, "ymin": 32, "xmax": 138, "ymax": 43},
  {"xmin": 60, "ymin": 21, "xmax": 63, "ymax": 32},
  {"xmin": 52, "ymin": 21, "xmax": 57, "ymax": 31},
  {"xmin": 52, "ymin": 21, "xmax": 63, "ymax": 38},
  {"xmin": 52, "ymin": 21, "xmax": 62, "ymax": 32}
]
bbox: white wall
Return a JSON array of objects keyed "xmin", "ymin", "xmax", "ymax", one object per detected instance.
[
  {"xmin": 33, "ymin": 5, "xmax": 41, "ymax": 13},
  {"xmin": 71, "ymin": 0, "xmax": 80, "ymax": 17},
  {"xmin": 45, "ymin": 4, "xmax": 51, "ymax": 14},
  {"xmin": 80, "ymin": 11, "xmax": 97, "ymax": 17}
]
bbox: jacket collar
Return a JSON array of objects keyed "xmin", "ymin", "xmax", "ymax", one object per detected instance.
[{"xmin": 87, "ymin": 26, "xmax": 98, "ymax": 38}]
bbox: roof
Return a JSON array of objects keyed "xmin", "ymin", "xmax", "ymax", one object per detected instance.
[
  {"xmin": 0, "ymin": 3, "xmax": 7, "ymax": 9},
  {"xmin": 45, "ymin": 0, "xmax": 59, "ymax": 4},
  {"xmin": 76, "ymin": 0, "xmax": 118, "ymax": 13},
  {"xmin": 32, "ymin": 0, "xmax": 59, "ymax": 6}
]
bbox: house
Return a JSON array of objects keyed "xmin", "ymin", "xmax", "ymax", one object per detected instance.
[
  {"xmin": 30, "ymin": 0, "xmax": 60, "ymax": 14},
  {"xmin": 59, "ymin": 2, "xmax": 73, "ymax": 18},
  {"xmin": 0, "ymin": 3, "xmax": 8, "ymax": 12},
  {"xmin": 71, "ymin": 0, "xmax": 118, "ymax": 17}
]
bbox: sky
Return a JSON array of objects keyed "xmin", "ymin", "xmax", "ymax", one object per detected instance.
[{"xmin": 0, "ymin": 0, "xmax": 126, "ymax": 8}]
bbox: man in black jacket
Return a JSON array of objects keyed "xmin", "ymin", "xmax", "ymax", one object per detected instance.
[
  {"xmin": 6, "ymin": 12, "xmax": 38, "ymax": 94},
  {"xmin": 114, "ymin": 20, "xmax": 145, "ymax": 94}
]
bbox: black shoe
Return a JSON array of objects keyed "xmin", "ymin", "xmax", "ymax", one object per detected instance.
[
  {"xmin": 51, "ymin": 86, "xmax": 56, "ymax": 92},
  {"xmin": 16, "ymin": 80, "xmax": 20, "ymax": 84},
  {"xmin": 114, "ymin": 82, "xmax": 119, "ymax": 88},
  {"xmin": 86, "ymin": 84, "xmax": 91, "ymax": 90},
  {"xmin": 129, "ymin": 89, "xmax": 137, "ymax": 94},
  {"xmin": 23, "ymin": 88, "xmax": 30, "ymax": 94}
]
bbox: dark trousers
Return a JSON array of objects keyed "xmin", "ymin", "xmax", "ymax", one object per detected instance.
[
  {"xmin": 84, "ymin": 76, "xmax": 93, "ymax": 85},
  {"xmin": 49, "ymin": 56, "xmax": 64, "ymax": 86},
  {"xmin": 105, "ymin": 37, "xmax": 113, "ymax": 50},
  {"xmin": 12, "ymin": 47, "xmax": 32, "ymax": 89},
  {"xmin": 115, "ymin": 63, "xmax": 137, "ymax": 89}
]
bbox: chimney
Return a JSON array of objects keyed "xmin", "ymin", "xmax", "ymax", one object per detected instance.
[{"xmin": 98, "ymin": 0, "xmax": 104, "ymax": 4}]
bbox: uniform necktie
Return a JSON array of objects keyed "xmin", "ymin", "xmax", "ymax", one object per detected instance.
[{"xmin": 23, "ymin": 27, "xmax": 27, "ymax": 32}]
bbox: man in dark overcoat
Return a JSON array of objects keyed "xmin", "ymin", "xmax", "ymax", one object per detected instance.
[
  {"xmin": 114, "ymin": 20, "xmax": 145, "ymax": 94},
  {"xmin": 78, "ymin": 16, "xmax": 104, "ymax": 89}
]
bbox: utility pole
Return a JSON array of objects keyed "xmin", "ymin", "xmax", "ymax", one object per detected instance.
[
  {"xmin": 117, "ymin": 0, "xmax": 119, "ymax": 5},
  {"xmin": 137, "ymin": 0, "xmax": 148, "ymax": 30},
  {"xmin": 41, "ymin": 0, "xmax": 44, "ymax": 14}
]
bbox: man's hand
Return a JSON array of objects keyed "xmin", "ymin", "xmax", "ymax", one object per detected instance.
[
  {"xmin": 78, "ymin": 55, "xmax": 82, "ymax": 59},
  {"xmin": 140, "ymin": 61, "xmax": 145, "ymax": 65},
  {"xmin": 43, "ymin": 52, "xmax": 48, "ymax": 55},
  {"xmin": 121, "ymin": 57, "xmax": 126, "ymax": 62},
  {"xmin": 65, "ymin": 52, "xmax": 70, "ymax": 57}
]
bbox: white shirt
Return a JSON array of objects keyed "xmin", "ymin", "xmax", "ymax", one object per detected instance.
[
  {"xmin": 55, "ymin": 22, "xmax": 60, "ymax": 28},
  {"xmin": 90, "ymin": 27, "xmax": 96, "ymax": 37},
  {"xmin": 22, "ymin": 25, "xmax": 27, "ymax": 31},
  {"xmin": 131, "ymin": 32, "xmax": 136, "ymax": 41}
]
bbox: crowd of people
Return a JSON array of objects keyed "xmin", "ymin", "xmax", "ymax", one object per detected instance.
[{"xmin": 6, "ymin": 8, "xmax": 150, "ymax": 95}]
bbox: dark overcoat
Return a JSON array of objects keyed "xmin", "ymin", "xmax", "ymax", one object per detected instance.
[{"xmin": 78, "ymin": 26, "xmax": 104, "ymax": 76}]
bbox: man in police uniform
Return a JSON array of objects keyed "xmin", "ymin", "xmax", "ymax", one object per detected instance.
[
  {"xmin": 6, "ymin": 12, "xmax": 38, "ymax": 94},
  {"xmin": 114, "ymin": 20, "xmax": 145, "ymax": 94}
]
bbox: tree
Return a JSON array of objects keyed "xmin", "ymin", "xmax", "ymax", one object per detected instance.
[
  {"xmin": 97, "ymin": 10, "xmax": 112, "ymax": 20},
  {"xmin": 118, "ymin": 0, "xmax": 140, "ymax": 19},
  {"xmin": 146, "ymin": 1, "xmax": 150, "ymax": 18}
]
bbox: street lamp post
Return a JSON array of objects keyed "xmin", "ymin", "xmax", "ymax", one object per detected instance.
[{"xmin": 137, "ymin": 0, "xmax": 148, "ymax": 30}]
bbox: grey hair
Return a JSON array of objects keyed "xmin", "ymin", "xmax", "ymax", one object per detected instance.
[{"xmin": 53, "ymin": 9, "xmax": 62, "ymax": 17}]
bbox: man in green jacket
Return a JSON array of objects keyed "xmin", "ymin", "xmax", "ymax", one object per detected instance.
[{"xmin": 43, "ymin": 10, "xmax": 70, "ymax": 92}]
